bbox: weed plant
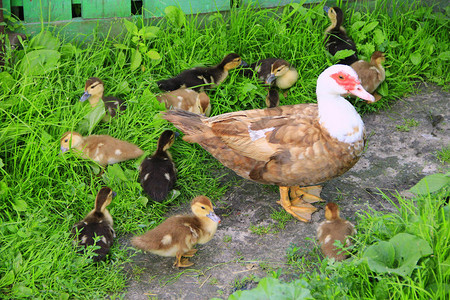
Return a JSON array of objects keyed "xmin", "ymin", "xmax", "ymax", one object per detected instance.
[{"xmin": 0, "ymin": 0, "xmax": 448, "ymax": 298}]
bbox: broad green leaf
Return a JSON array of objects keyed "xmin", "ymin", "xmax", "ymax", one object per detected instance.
[
  {"xmin": 117, "ymin": 81, "xmax": 131, "ymax": 94},
  {"xmin": 117, "ymin": 51, "xmax": 126, "ymax": 68},
  {"xmin": 409, "ymin": 173, "xmax": 450, "ymax": 195},
  {"xmin": 437, "ymin": 51, "xmax": 450, "ymax": 60},
  {"xmin": 13, "ymin": 252, "xmax": 22, "ymax": 273},
  {"xmin": 362, "ymin": 21, "xmax": 379, "ymax": 33},
  {"xmin": 123, "ymin": 19, "xmax": 138, "ymax": 34},
  {"xmin": 351, "ymin": 20, "xmax": 365, "ymax": 31},
  {"xmin": 333, "ymin": 49, "xmax": 355, "ymax": 60},
  {"xmin": 107, "ymin": 164, "xmax": 129, "ymax": 182},
  {"xmin": 113, "ymin": 43, "xmax": 129, "ymax": 50},
  {"xmin": 142, "ymin": 26, "xmax": 160, "ymax": 39},
  {"xmin": 60, "ymin": 43, "xmax": 80, "ymax": 59},
  {"xmin": 0, "ymin": 158, "xmax": 3, "ymax": 168},
  {"xmin": 241, "ymin": 83, "xmax": 257, "ymax": 94},
  {"xmin": 77, "ymin": 102, "xmax": 106, "ymax": 135},
  {"xmin": 165, "ymin": 6, "xmax": 186, "ymax": 28},
  {"xmin": 389, "ymin": 41, "xmax": 401, "ymax": 48},
  {"xmin": 28, "ymin": 31, "xmax": 60, "ymax": 50},
  {"xmin": 0, "ymin": 71, "xmax": 15, "ymax": 93},
  {"xmin": 410, "ymin": 52, "xmax": 422, "ymax": 65},
  {"xmin": 364, "ymin": 233, "xmax": 433, "ymax": 277},
  {"xmin": 13, "ymin": 199, "xmax": 28, "ymax": 212},
  {"xmin": 373, "ymin": 29, "xmax": 385, "ymax": 45},
  {"xmin": 137, "ymin": 196, "xmax": 148, "ymax": 206},
  {"xmin": 147, "ymin": 49, "xmax": 161, "ymax": 60},
  {"xmin": 19, "ymin": 50, "xmax": 61, "ymax": 76},
  {"xmin": 130, "ymin": 49, "xmax": 142, "ymax": 71},
  {"xmin": 12, "ymin": 283, "xmax": 33, "ymax": 297},
  {"xmin": 378, "ymin": 81, "xmax": 388, "ymax": 96},
  {"xmin": 0, "ymin": 270, "xmax": 14, "ymax": 287}
]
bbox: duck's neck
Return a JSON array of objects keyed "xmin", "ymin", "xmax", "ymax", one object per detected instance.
[
  {"xmin": 198, "ymin": 218, "xmax": 218, "ymax": 244},
  {"xmin": 317, "ymin": 92, "xmax": 364, "ymax": 144},
  {"xmin": 88, "ymin": 94, "xmax": 102, "ymax": 108}
]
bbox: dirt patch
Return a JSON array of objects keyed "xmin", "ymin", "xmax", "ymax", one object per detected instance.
[{"xmin": 123, "ymin": 83, "xmax": 449, "ymax": 299}]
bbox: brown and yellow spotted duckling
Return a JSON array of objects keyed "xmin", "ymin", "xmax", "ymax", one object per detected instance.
[
  {"xmin": 156, "ymin": 88, "xmax": 211, "ymax": 116},
  {"xmin": 80, "ymin": 77, "xmax": 126, "ymax": 121},
  {"xmin": 71, "ymin": 187, "xmax": 116, "ymax": 262},
  {"xmin": 60, "ymin": 131, "xmax": 143, "ymax": 167},
  {"xmin": 317, "ymin": 202, "xmax": 356, "ymax": 261},
  {"xmin": 139, "ymin": 130, "xmax": 178, "ymax": 202},
  {"xmin": 157, "ymin": 53, "xmax": 247, "ymax": 91},
  {"xmin": 350, "ymin": 51, "xmax": 386, "ymax": 102},
  {"xmin": 131, "ymin": 196, "xmax": 221, "ymax": 268}
]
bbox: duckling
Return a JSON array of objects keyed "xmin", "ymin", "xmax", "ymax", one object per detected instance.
[
  {"xmin": 350, "ymin": 51, "xmax": 386, "ymax": 102},
  {"xmin": 80, "ymin": 77, "xmax": 126, "ymax": 121},
  {"xmin": 157, "ymin": 53, "xmax": 247, "ymax": 92},
  {"xmin": 156, "ymin": 88, "xmax": 211, "ymax": 116},
  {"xmin": 131, "ymin": 195, "xmax": 221, "ymax": 268},
  {"xmin": 317, "ymin": 202, "xmax": 356, "ymax": 261},
  {"xmin": 324, "ymin": 6, "xmax": 358, "ymax": 66},
  {"xmin": 71, "ymin": 187, "xmax": 116, "ymax": 262},
  {"xmin": 242, "ymin": 58, "xmax": 298, "ymax": 90},
  {"xmin": 139, "ymin": 130, "xmax": 178, "ymax": 202},
  {"xmin": 265, "ymin": 88, "xmax": 280, "ymax": 108},
  {"xmin": 60, "ymin": 131, "xmax": 144, "ymax": 167}
]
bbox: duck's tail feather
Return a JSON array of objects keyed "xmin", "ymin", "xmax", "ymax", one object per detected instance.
[{"xmin": 163, "ymin": 109, "xmax": 211, "ymax": 143}]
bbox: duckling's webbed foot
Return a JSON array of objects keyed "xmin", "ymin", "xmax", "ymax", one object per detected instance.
[
  {"xmin": 289, "ymin": 185, "xmax": 324, "ymax": 203},
  {"xmin": 182, "ymin": 249, "xmax": 198, "ymax": 257},
  {"xmin": 174, "ymin": 252, "xmax": 194, "ymax": 268},
  {"xmin": 277, "ymin": 186, "xmax": 318, "ymax": 222}
]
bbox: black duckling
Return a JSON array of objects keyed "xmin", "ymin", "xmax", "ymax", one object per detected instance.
[
  {"xmin": 317, "ymin": 202, "xmax": 356, "ymax": 261},
  {"xmin": 324, "ymin": 6, "xmax": 358, "ymax": 66},
  {"xmin": 139, "ymin": 130, "xmax": 178, "ymax": 202},
  {"xmin": 71, "ymin": 187, "xmax": 116, "ymax": 262},
  {"xmin": 131, "ymin": 195, "xmax": 220, "ymax": 268},
  {"xmin": 80, "ymin": 77, "xmax": 126, "ymax": 121},
  {"xmin": 157, "ymin": 53, "xmax": 247, "ymax": 92},
  {"xmin": 265, "ymin": 88, "xmax": 280, "ymax": 108},
  {"xmin": 242, "ymin": 58, "xmax": 298, "ymax": 90}
]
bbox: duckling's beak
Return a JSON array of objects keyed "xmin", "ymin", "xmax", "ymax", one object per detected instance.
[
  {"xmin": 266, "ymin": 74, "xmax": 276, "ymax": 85},
  {"xmin": 80, "ymin": 91, "xmax": 91, "ymax": 102},
  {"xmin": 324, "ymin": 6, "xmax": 330, "ymax": 13},
  {"xmin": 174, "ymin": 132, "xmax": 180, "ymax": 138},
  {"xmin": 240, "ymin": 60, "xmax": 249, "ymax": 67},
  {"xmin": 348, "ymin": 84, "xmax": 375, "ymax": 103},
  {"xmin": 206, "ymin": 211, "xmax": 221, "ymax": 223},
  {"xmin": 60, "ymin": 146, "xmax": 69, "ymax": 153},
  {"xmin": 112, "ymin": 191, "xmax": 117, "ymax": 198}
]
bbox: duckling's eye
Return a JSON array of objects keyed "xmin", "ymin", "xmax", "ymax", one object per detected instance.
[
  {"xmin": 64, "ymin": 139, "xmax": 68, "ymax": 142},
  {"xmin": 201, "ymin": 206, "xmax": 205, "ymax": 209}
]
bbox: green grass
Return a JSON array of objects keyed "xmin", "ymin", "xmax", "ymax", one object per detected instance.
[{"xmin": 0, "ymin": 0, "xmax": 449, "ymax": 298}]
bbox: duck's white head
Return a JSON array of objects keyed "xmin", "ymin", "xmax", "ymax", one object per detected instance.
[
  {"xmin": 316, "ymin": 64, "xmax": 375, "ymax": 101},
  {"xmin": 316, "ymin": 65, "xmax": 374, "ymax": 144}
]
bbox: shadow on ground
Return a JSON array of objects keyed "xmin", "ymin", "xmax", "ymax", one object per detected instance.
[{"xmin": 122, "ymin": 84, "xmax": 449, "ymax": 299}]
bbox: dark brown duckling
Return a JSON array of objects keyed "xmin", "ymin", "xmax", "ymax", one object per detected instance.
[
  {"xmin": 71, "ymin": 187, "xmax": 116, "ymax": 262},
  {"xmin": 80, "ymin": 77, "xmax": 126, "ymax": 121},
  {"xmin": 324, "ymin": 6, "xmax": 358, "ymax": 66},
  {"xmin": 139, "ymin": 130, "xmax": 178, "ymax": 202},
  {"xmin": 157, "ymin": 53, "xmax": 247, "ymax": 92},
  {"xmin": 317, "ymin": 202, "xmax": 356, "ymax": 261},
  {"xmin": 265, "ymin": 88, "xmax": 280, "ymax": 108}
]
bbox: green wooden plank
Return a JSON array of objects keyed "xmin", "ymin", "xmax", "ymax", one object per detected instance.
[
  {"xmin": 143, "ymin": 0, "xmax": 230, "ymax": 18},
  {"xmin": 72, "ymin": 0, "xmax": 82, "ymax": 4},
  {"xmin": 242, "ymin": 0, "xmax": 321, "ymax": 9},
  {"xmin": 11, "ymin": 0, "xmax": 22, "ymax": 6},
  {"xmin": 2, "ymin": 0, "xmax": 12, "ymax": 17},
  {"xmin": 23, "ymin": 0, "xmax": 72, "ymax": 23},
  {"xmin": 82, "ymin": 0, "xmax": 131, "ymax": 19}
]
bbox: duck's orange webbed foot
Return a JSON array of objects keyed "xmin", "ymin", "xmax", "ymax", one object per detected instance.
[
  {"xmin": 182, "ymin": 249, "xmax": 198, "ymax": 258},
  {"xmin": 289, "ymin": 185, "xmax": 324, "ymax": 203},
  {"xmin": 277, "ymin": 186, "xmax": 318, "ymax": 222}
]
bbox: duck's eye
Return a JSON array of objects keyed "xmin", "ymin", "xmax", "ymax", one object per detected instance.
[
  {"xmin": 338, "ymin": 75, "xmax": 345, "ymax": 80},
  {"xmin": 201, "ymin": 206, "xmax": 205, "ymax": 209},
  {"xmin": 64, "ymin": 139, "xmax": 68, "ymax": 142}
]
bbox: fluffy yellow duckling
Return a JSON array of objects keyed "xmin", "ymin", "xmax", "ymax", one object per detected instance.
[
  {"xmin": 243, "ymin": 58, "xmax": 298, "ymax": 90},
  {"xmin": 317, "ymin": 202, "xmax": 356, "ymax": 261},
  {"xmin": 60, "ymin": 131, "xmax": 143, "ymax": 167},
  {"xmin": 157, "ymin": 53, "xmax": 247, "ymax": 91},
  {"xmin": 139, "ymin": 130, "xmax": 178, "ymax": 202},
  {"xmin": 80, "ymin": 77, "xmax": 126, "ymax": 121},
  {"xmin": 324, "ymin": 6, "xmax": 358, "ymax": 65},
  {"xmin": 156, "ymin": 88, "xmax": 211, "ymax": 116},
  {"xmin": 350, "ymin": 51, "xmax": 386, "ymax": 102},
  {"xmin": 131, "ymin": 196, "xmax": 221, "ymax": 268},
  {"xmin": 71, "ymin": 187, "xmax": 116, "ymax": 262}
]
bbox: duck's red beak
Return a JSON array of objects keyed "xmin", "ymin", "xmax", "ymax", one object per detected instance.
[{"xmin": 348, "ymin": 84, "xmax": 375, "ymax": 102}]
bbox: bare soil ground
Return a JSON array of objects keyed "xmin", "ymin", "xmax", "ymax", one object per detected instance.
[{"xmin": 122, "ymin": 83, "xmax": 449, "ymax": 300}]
